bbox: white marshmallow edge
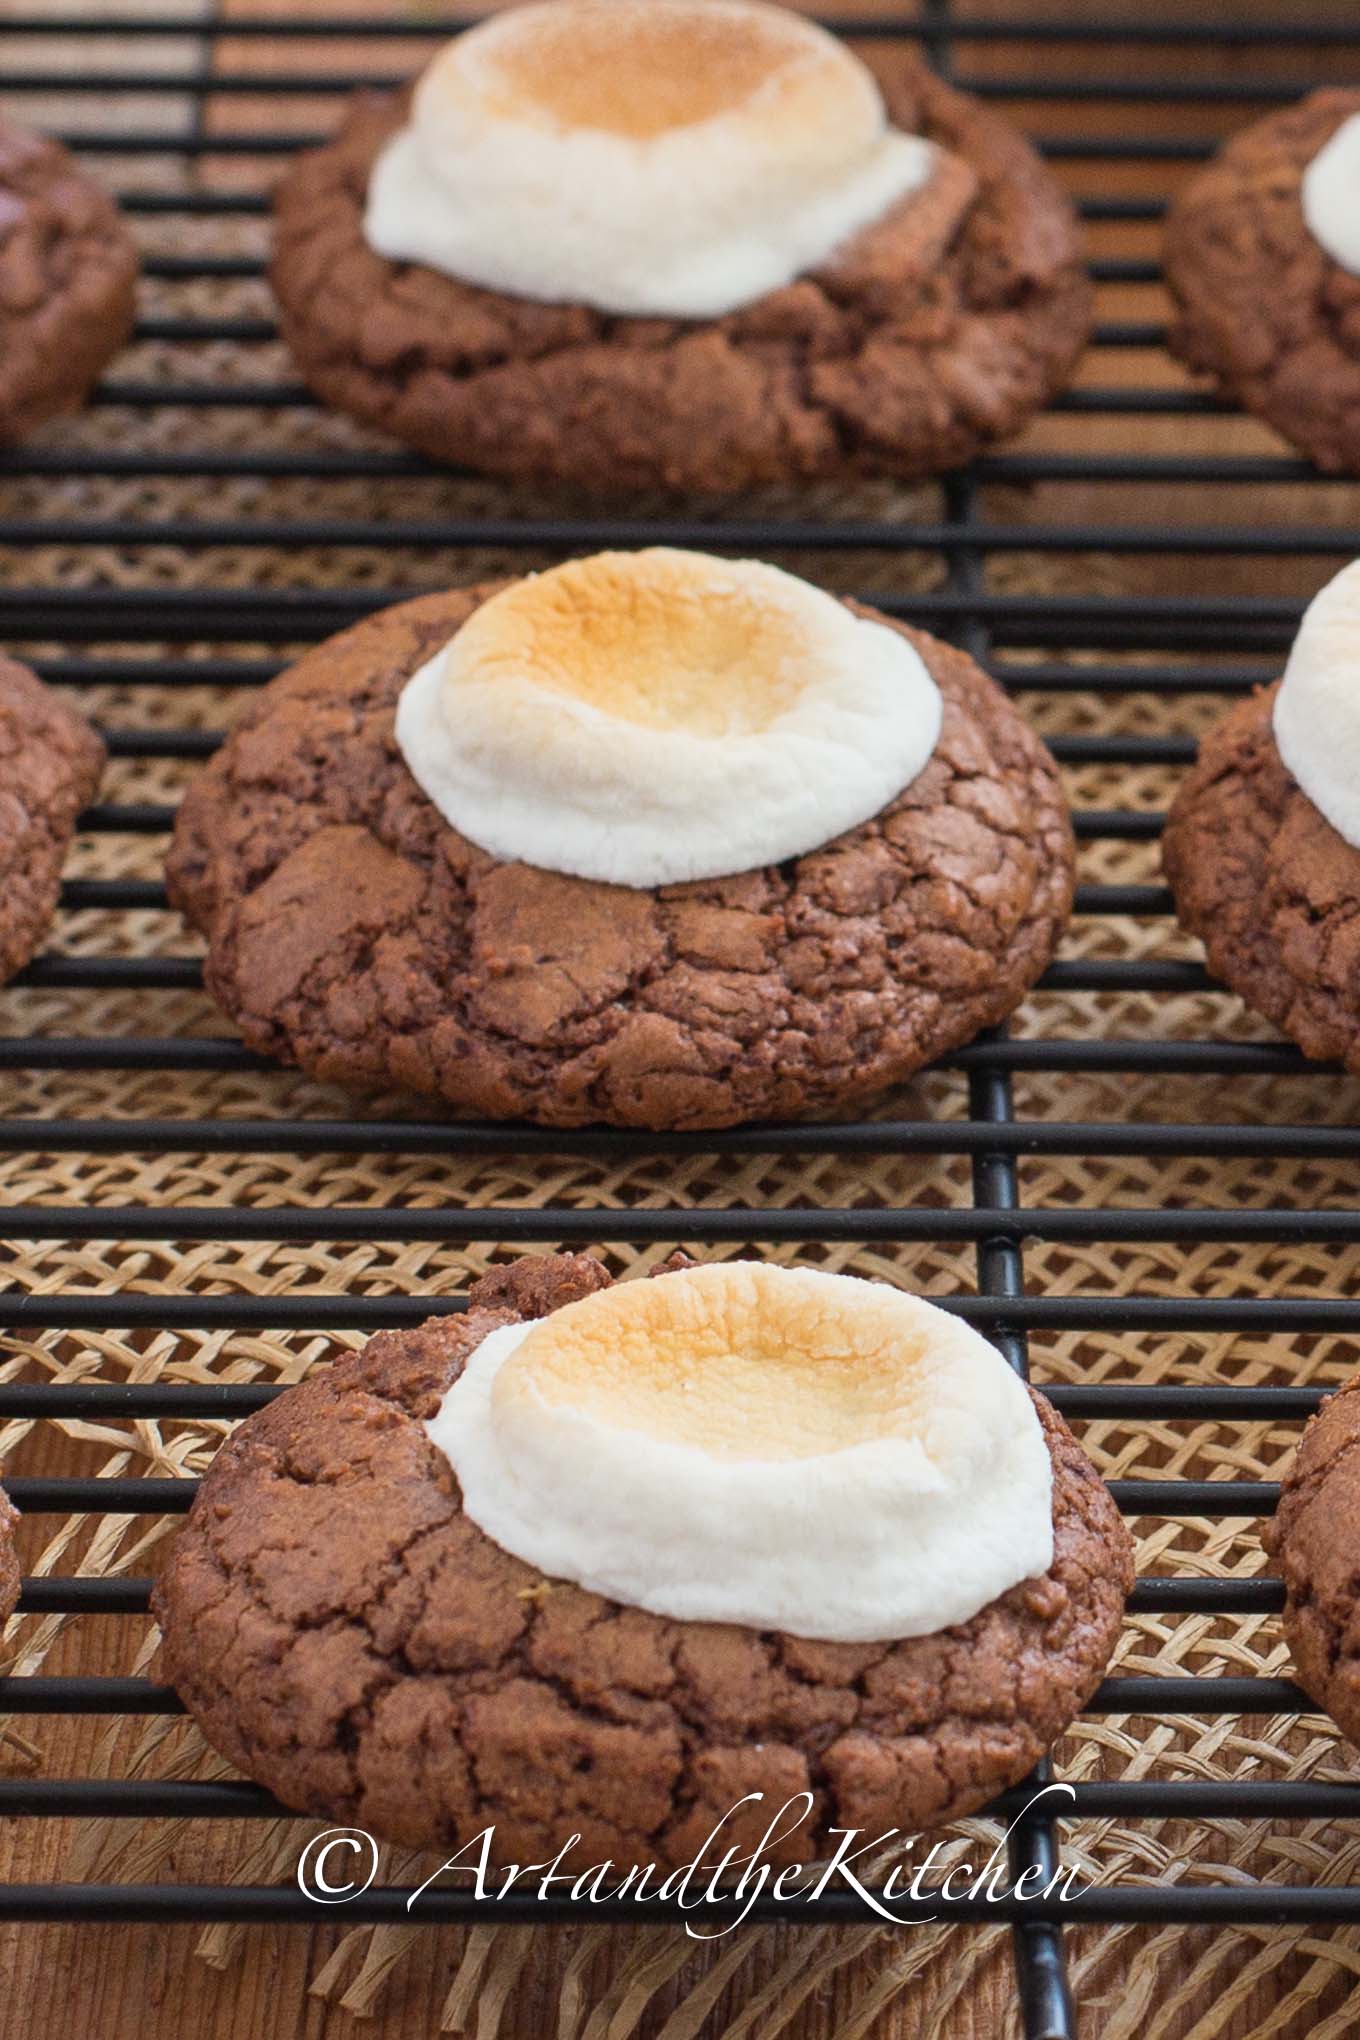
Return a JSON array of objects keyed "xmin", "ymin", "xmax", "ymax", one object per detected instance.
[
  {"xmin": 1301, "ymin": 112, "xmax": 1360, "ymax": 277},
  {"xmin": 363, "ymin": 0, "xmax": 936, "ymax": 319},
  {"xmin": 426, "ymin": 1263, "xmax": 1055, "ymax": 1644},
  {"xmin": 395, "ymin": 549, "xmax": 943, "ymax": 889},
  {"xmin": 1273, "ymin": 558, "xmax": 1360, "ymax": 848}
]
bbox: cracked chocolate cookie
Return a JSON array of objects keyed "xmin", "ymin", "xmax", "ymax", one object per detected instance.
[
  {"xmin": 1162, "ymin": 685, "xmax": 1360, "ymax": 1066},
  {"xmin": 1265, "ymin": 1368, "xmax": 1360, "ymax": 1745},
  {"xmin": 1163, "ymin": 557, "xmax": 1360, "ymax": 1069},
  {"xmin": 166, "ymin": 574, "xmax": 1074, "ymax": 1130},
  {"xmin": 269, "ymin": 24, "xmax": 1089, "ymax": 494},
  {"xmin": 153, "ymin": 1253, "xmax": 1131, "ymax": 1864},
  {"xmin": 0, "ymin": 115, "xmax": 139, "ymax": 442},
  {"xmin": 0, "ymin": 659, "xmax": 105, "ymax": 987},
  {"xmin": 1165, "ymin": 91, "xmax": 1360, "ymax": 472},
  {"xmin": 0, "ymin": 1485, "xmax": 19, "ymax": 1626}
]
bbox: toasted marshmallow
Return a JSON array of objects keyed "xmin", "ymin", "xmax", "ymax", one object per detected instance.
[
  {"xmin": 396, "ymin": 549, "xmax": 941, "ymax": 888},
  {"xmin": 1274, "ymin": 560, "xmax": 1360, "ymax": 846},
  {"xmin": 1301, "ymin": 113, "xmax": 1360, "ymax": 275},
  {"xmin": 363, "ymin": 0, "xmax": 935, "ymax": 318},
  {"xmin": 428, "ymin": 1262, "xmax": 1054, "ymax": 1642}
]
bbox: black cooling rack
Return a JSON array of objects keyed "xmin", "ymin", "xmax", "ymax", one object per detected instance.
[{"xmin": 2, "ymin": 7, "xmax": 1360, "ymax": 2039}]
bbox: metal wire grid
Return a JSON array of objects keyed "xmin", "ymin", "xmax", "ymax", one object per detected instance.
[{"xmin": 0, "ymin": 6, "xmax": 1358, "ymax": 2038}]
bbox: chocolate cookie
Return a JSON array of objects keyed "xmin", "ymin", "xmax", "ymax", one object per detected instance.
[
  {"xmin": 1161, "ymin": 683, "xmax": 1360, "ymax": 1068},
  {"xmin": 269, "ymin": 49, "xmax": 1089, "ymax": 494},
  {"xmin": 153, "ymin": 1253, "xmax": 1131, "ymax": 1863},
  {"xmin": 166, "ymin": 584, "xmax": 1074, "ymax": 1130},
  {"xmin": 0, "ymin": 660, "xmax": 105, "ymax": 986},
  {"xmin": 1265, "ymin": 1369, "xmax": 1360, "ymax": 1744},
  {"xmin": 1165, "ymin": 91, "xmax": 1360, "ymax": 472},
  {"xmin": 0, "ymin": 115, "xmax": 139, "ymax": 441},
  {"xmin": 0, "ymin": 1485, "xmax": 19, "ymax": 1625}
]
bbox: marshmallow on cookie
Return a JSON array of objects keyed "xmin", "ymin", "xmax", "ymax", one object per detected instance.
[
  {"xmin": 363, "ymin": 0, "xmax": 936, "ymax": 318},
  {"xmin": 428, "ymin": 1261, "xmax": 1054, "ymax": 1642},
  {"xmin": 395, "ymin": 547, "xmax": 942, "ymax": 888},
  {"xmin": 1273, "ymin": 559, "xmax": 1360, "ymax": 846},
  {"xmin": 1302, "ymin": 114, "xmax": 1360, "ymax": 275}
]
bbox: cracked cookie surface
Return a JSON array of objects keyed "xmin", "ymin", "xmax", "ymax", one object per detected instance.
[
  {"xmin": 1162, "ymin": 683, "xmax": 1360, "ymax": 1069},
  {"xmin": 1266, "ymin": 1369, "xmax": 1360, "ymax": 1745},
  {"xmin": 269, "ymin": 48, "xmax": 1089, "ymax": 493},
  {"xmin": 0, "ymin": 659, "xmax": 106, "ymax": 986},
  {"xmin": 152, "ymin": 1253, "xmax": 1132, "ymax": 1864},
  {"xmin": 0, "ymin": 1485, "xmax": 18, "ymax": 1625},
  {"xmin": 1165, "ymin": 91, "xmax": 1360, "ymax": 472},
  {"xmin": 0, "ymin": 114, "xmax": 139, "ymax": 441},
  {"xmin": 166, "ymin": 583, "xmax": 1074, "ymax": 1130}
]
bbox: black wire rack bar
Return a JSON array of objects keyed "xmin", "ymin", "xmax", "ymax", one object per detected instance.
[
  {"xmin": 0, "ymin": 1382, "xmax": 1337, "ymax": 1419},
  {"xmin": 109, "ymin": 193, "xmax": 1166, "ymax": 216},
  {"xmin": 5, "ymin": 8, "xmax": 1360, "ymax": 2038},
  {"xmin": 0, "ymin": 10, "xmax": 1355, "ymax": 39},
  {"xmin": 2, "ymin": 1299, "xmax": 1360, "ymax": 1342},
  {"xmin": 0, "ymin": 585, "xmax": 1314, "ymax": 630},
  {"xmin": 0, "ymin": 1036, "xmax": 1340, "ymax": 1082},
  {"xmin": 14, "ymin": 1774, "xmax": 1360, "ymax": 1819},
  {"xmin": 5, "ymin": 948, "xmax": 1214, "ymax": 983},
  {"xmin": 0, "ymin": 1666, "xmax": 1324, "ymax": 1717},
  {"xmin": 4, "ymin": 1878, "xmax": 1359, "ymax": 1930},
  {"xmin": 51, "ymin": 130, "xmax": 1223, "ymax": 161},
  {"xmin": 1, "ymin": 746, "xmax": 1213, "ymax": 776},
  {"xmin": 4, "ymin": 1206, "xmax": 1360, "ymax": 1246},
  {"xmin": 17, "ymin": 309, "xmax": 1177, "ymax": 352},
  {"xmin": 57, "ymin": 188, "xmax": 1165, "ymax": 218},
  {"xmin": 4, "ymin": 1573, "xmax": 1295, "ymax": 1619},
  {"xmin": 6, "ymin": 1115, "xmax": 1360, "ymax": 1159},
  {"xmin": 1, "ymin": 1473, "xmax": 1281, "ymax": 1515},
  {"xmin": 10, "ymin": 69, "xmax": 1345, "ymax": 100},
  {"xmin": 15, "ymin": 1774, "xmax": 1360, "ymax": 1833},
  {"xmin": 27, "ymin": 661, "xmax": 1291, "ymax": 694},
  {"xmin": 0, "ymin": 1674, "xmax": 1315, "ymax": 1720},
  {"xmin": 4, "ymin": 513, "xmax": 1354, "ymax": 552},
  {"xmin": 53, "ymin": 872, "xmax": 1169, "ymax": 899},
  {"xmin": 0, "ymin": 441, "xmax": 1318, "ymax": 479},
  {"xmin": 0, "ymin": 386, "xmax": 1322, "ymax": 428}
]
